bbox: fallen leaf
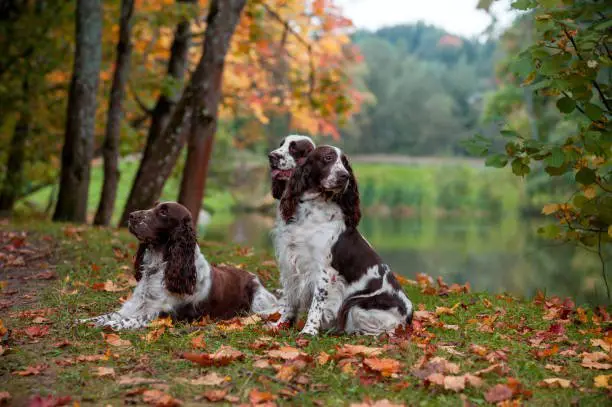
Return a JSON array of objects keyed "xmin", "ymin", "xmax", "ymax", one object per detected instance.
[
  {"xmin": 317, "ymin": 351, "xmax": 331, "ymax": 365},
  {"xmin": 538, "ymin": 378, "xmax": 572, "ymax": 388},
  {"xmin": 0, "ymin": 345, "xmax": 5, "ymax": 356},
  {"xmin": 469, "ymin": 344, "xmax": 488, "ymax": 357},
  {"xmin": 336, "ymin": 344, "xmax": 383, "ymax": 358},
  {"xmin": 24, "ymin": 325, "xmax": 50, "ymax": 338},
  {"xmin": 591, "ymin": 338, "xmax": 611, "ymax": 353},
  {"xmin": 581, "ymin": 351, "xmax": 612, "ymax": 370},
  {"xmin": 0, "ymin": 319, "xmax": 6, "ymax": 336},
  {"xmin": 184, "ymin": 372, "xmax": 229, "ymax": 386},
  {"xmin": 201, "ymin": 389, "xmax": 228, "ymax": 402},
  {"xmin": 534, "ymin": 344, "xmax": 559, "ymax": 359},
  {"xmin": 150, "ymin": 316, "xmax": 173, "ymax": 328},
  {"xmin": 92, "ymin": 280, "xmax": 127, "ymax": 292},
  {"xmin": 443, "ymin": 375, "xmax": 466, "ymax": 392},
  {"xmin": 191, "ymin": 334, "xmax": 206, "ymax": 349},
  {"xmin": 142, "ymin": 389, "xmax": 182, "ymax": 407},
  {"xmin": 103, "ymin": 333, "xmax": 132, "ymax": 347},
  {"xmin": 13, "ymin": 364, "xmax": 48, "ymax": 376},
  {"xmin": 52, "ymin": 340, "xmax": 72, "ymax": 348},
  {"xmin": 92, "ymin": 366, "xmax": 115, "ymax": 378},
  {"xmin": 435, "ymin": 303, "xmax": 459, "ymax": 316},
  {"xmin": 249, "ymin": 389, "xmax": 276, "ymax": 404},
  {"xmin": 364, "ymin": 357, "xmax": 401, "ymax": 376},
  {"xmin": 484, "ymin": 384, "xmax": 513, "ymax": 403},
  {"xmin": 145, "ymin": 327, "xmax": 166, "ymax": 343},
  {"xmin": 474, "ymin": 363, "xmax": 507, "ymax": 376},
  {"xmin": 545, "ymin": 364, "xmax": 564, "ymax": 373},
  {"xmin": 267, "ymin": 346, "xmax": 307, "ymax": 360},
  {"xmin": 253, "ymin": 359, "xmax": 271, "ymax": 369},
  {"xmin": 594, "ymin": 374, "xmax": 611, "ymax": 389},
  {"xmin": 182, "ymin": 346, "xmax": 244, "ymax": 367},
  {"xmin": 118, "ymin": 375, "xmax": 165, "ymax": 386},
  {"xmin": 275, "ymin": 364, "xmax": 298, "ymax": 382}
]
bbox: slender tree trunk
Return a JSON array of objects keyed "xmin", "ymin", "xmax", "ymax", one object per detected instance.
[
  {"xmin": 0, "ymin": 93, "xmax": 29, "ymax": 217},
  {"xmin": 93, "ymin": 0, "xmax": 135, "ymax": 226},
  {"xmin": 118, "ymin": 0, "xmax": 194, "ymax": 226},
  {"xmin": 177, "ymin": 0, "xmax": 247, "ymax": 224},
  {"xmin": 53, "ymin": 0, "xmax": 102, "ymax": 223},
  {"xmin": 120, "ymin": 0, "xmax": 246, "ymax": 226}
]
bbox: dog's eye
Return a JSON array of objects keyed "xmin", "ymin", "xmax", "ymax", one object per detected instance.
[
  {"xmin": 324, "ymin": 154, "xmax": 334, "ymax": 163},
  {"xmin": 159, "ymin": 205, "xmax": 168, "ymax": 217}
]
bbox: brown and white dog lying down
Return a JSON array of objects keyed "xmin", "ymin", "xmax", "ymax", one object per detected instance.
[
  {"xmin": 274, "ymin": 145, "xmax": 413, "ymax": 336},
  {"xmin": 81, "ymin": 202, "xmax": 279, "ymax": 330}
]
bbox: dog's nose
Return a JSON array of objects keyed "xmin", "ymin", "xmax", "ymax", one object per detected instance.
[{"xmin": 268, "ymin": 152, "xmax": 280, "ymax": 165}]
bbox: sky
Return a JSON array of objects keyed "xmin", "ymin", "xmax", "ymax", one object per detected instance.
[{"xmin": 335, "ymin": 0, "xmax": 517, "ymax": 38}]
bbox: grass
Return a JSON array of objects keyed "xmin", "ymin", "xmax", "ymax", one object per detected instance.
[{"xmin": 1, "ymin": 220, "xmax": 610, "ymax": 406}]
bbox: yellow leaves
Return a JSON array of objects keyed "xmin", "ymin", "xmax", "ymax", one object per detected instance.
[
  {"xmin": 435, "ymin": 303, "xmax": 460, "ymax": 316},
  {"xmin": 317, "ymin": 351, "xmax": 331, "ymax": 365},
  {"xmin": 583, "ymin": 186, "xmax": 597, "ymax": 199},
  {"xmin": 594, "ymin": 375, "xmax": 611, "ymax": 389},
  {"xmin": 0, "ymin": 319, "xmax": 7, "ymax": 336},
  {"xmin": 103, "ymin": 333, "xmax": 132, "ymax": 347}
]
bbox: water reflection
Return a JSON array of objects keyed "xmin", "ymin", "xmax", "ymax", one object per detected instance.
[{"xmin": 203, "ymin": 213, "xmax": 609, "ymax": 306}]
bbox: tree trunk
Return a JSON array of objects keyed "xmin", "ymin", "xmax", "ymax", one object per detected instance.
[
  {"xmin": 120, "ymin": 0, "xmax": 246, "ymax": 226},
  {"xmin": 53, "ymin": 0, "xmax": 102, "ymax": 223},
  {"xmin": 0, "ymin": 97, "xmax": 29, "ymax": 217},
  {"xmin": 93, "ymin": 0, "xmax": 135, "ymax": 226},
  {"xmin": 118, "ymin": 0, "xmax": 194, "ymax": 226}
]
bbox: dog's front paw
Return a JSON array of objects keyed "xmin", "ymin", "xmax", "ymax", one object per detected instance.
[{"xmin": 299, "ymin": 325, "xmax": 319, "ymax": 336}]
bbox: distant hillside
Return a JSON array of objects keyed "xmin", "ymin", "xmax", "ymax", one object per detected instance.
[{"xmin": 341, "ymin": 22, "xmax": 500, "ymax": 156}]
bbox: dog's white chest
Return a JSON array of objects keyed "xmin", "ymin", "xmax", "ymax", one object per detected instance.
[{"xmin": 275, "ymin": 199, "xmax": 345, "ymax": 310}]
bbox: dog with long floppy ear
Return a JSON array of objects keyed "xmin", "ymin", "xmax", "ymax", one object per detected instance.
[
  {"xmin": 333, "ymin": 154, "xmax": 361, "ymax": 229},
  {"xmin": 280, "ymin": 162, "xmax": 312, "ymax": 223},
  {"xmin": 163, "ymin": 215, "xmax": 197, "ymax": 295}
]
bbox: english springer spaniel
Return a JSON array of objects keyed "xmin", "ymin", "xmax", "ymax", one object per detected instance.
[
  {"xmin": 81, "ymin": 202, "xmax": 279, "ymax": 330},
  {"xmin": 268, "ymin": 134, "xmax": 316, "ymax": 200},
  {"xmin": 274, "ymin": 146, "xmax": 413, "ymax": 336}
]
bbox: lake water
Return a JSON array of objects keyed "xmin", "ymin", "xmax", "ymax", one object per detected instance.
[{"xmin": 203, "ymin": 213, "xmax": 609, "ymax": 306}]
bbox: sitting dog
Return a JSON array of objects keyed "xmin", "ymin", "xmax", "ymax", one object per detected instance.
[
  {"xmin": 81, "ymin": 202, "xmax": 279, "ymax": 330},
  {"xmin": 275, "ymin": 146, "xmax": 413, "ymax": 335}
]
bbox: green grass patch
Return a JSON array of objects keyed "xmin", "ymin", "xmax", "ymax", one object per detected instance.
[{"xmin": 1, "ymin": 221, "xmax": 609, "ymax": 406}]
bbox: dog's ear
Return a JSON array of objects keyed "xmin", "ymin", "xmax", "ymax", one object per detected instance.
[
  {"xmin": 335, "ymin": 154, "xmax": 361, "ymax": 229},
  {"xmin": 280, "ymin": 161, "xmax": 312, "ymax": 223},
  {"xmin": 163, "ymin": 217, "xmax": 197, "ymax": 295},
  {"xmin": 133, "ymin": 243, "xmax": 147, "ymax": 281}
]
